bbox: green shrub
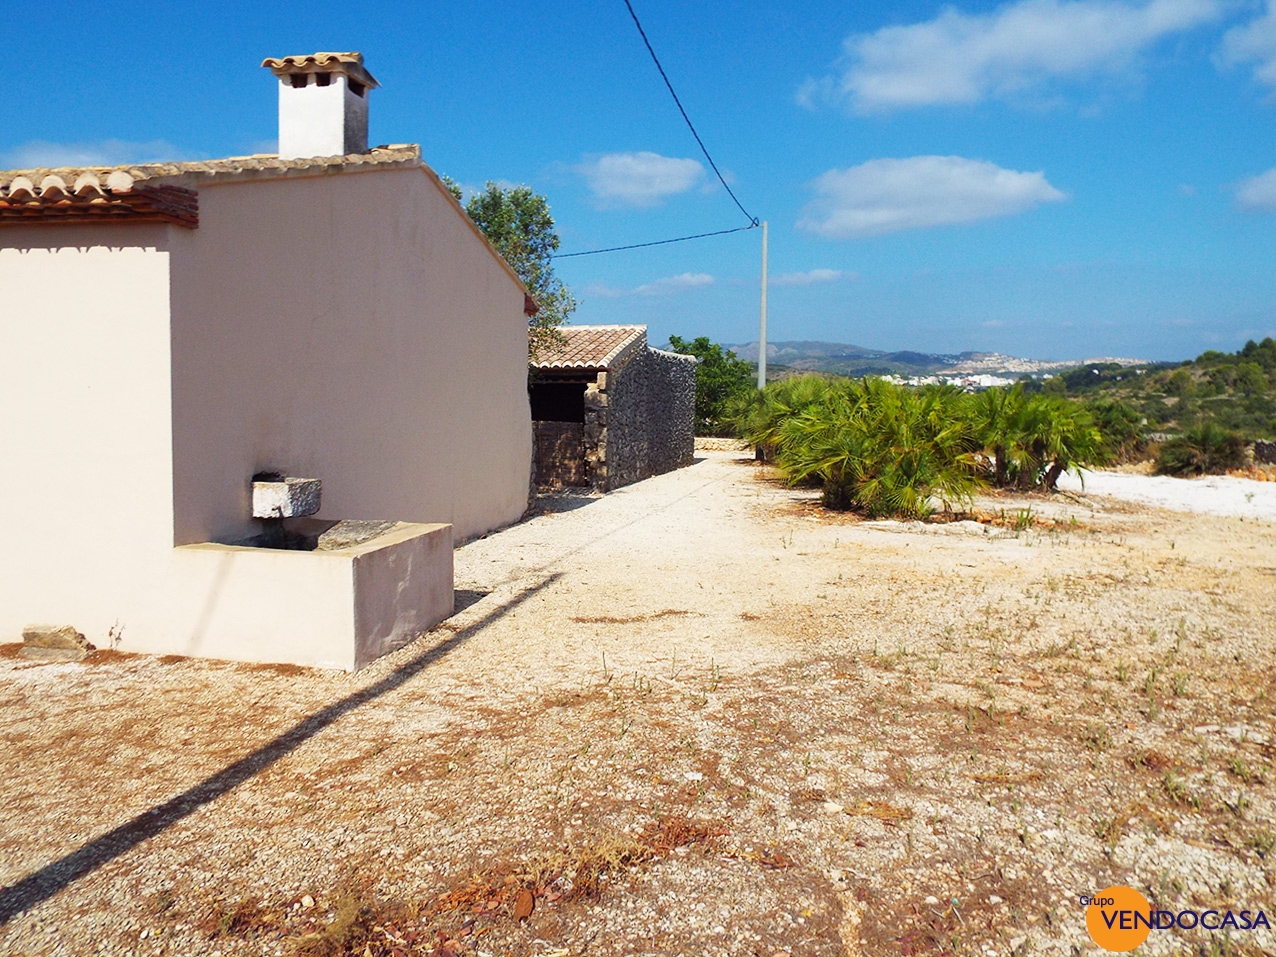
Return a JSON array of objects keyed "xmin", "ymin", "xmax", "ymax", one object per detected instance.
[
  {"xmin": 734, "ymin": 377, "xmax": 1109, "ymax": 517},
  {"xmin": 1155, "ymin": 423, "xmax": 1247, "ymax": 475},
  {"xmin": 1087, "ymin": 398, "xmax": 1145, "ymax": 463},
  {"xmin": 736, "ymin": 377, "xmax": 980, "ymax": 518},
  {"xmin": 728, "ymin": 374, "xmax": 844, "ymax": 459},
  {"xmin": 971, "ymin": 385, "xmax": 1102, "ymax": 490}
]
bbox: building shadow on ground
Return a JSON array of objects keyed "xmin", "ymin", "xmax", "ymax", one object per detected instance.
[
  {"xmin": 452, "ymin": 588, "xmax": 490, "ymax": 614},
  {"xmin": 530, "ymin": 490, "xmax": 601, "ymax": 515},
  {"xmin": 0, "ymin": 573, "xmax": 561, "ymax": 925}
]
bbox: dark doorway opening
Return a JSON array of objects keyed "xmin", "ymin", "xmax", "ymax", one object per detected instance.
[{"xmin": 530, "ymin": 381, "xmax": 587, "ymax": 423}]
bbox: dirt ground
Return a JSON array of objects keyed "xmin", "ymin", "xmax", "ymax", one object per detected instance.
[{"xmin": 1, "ymin": 447, "xmax": 1274, "ymax": 957}]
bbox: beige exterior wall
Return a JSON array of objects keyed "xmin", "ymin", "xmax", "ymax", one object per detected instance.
[
  {"xmin": 0, "ymin": 232, "xmax": 177, "ymax": 645},
  {"xmin": 0, "ymin": 164, "xmax": 531, "ymax": 666},
  {"xmin": 168, "ymin": 166, "xmax": 532, "ymax": 547}
]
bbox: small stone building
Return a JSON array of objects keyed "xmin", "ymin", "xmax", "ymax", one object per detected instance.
[{"xmin": 530, "ymin": 325, "xmax": 695, "ymax": 491}]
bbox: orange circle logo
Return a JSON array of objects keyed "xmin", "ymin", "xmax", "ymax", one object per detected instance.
[{"xmin": 1086, "ymin": 885, "xmax": 1153, "ymax": 952}]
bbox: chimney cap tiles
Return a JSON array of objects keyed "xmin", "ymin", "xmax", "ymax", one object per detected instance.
[{"xmin": 261, "ymin": 52, "xmax": 379, "ymax": 90}]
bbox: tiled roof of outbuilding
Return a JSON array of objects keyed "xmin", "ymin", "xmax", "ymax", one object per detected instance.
[{"xmin": 531, "ymin": 325, "xmax": 647, "ymax": 371}]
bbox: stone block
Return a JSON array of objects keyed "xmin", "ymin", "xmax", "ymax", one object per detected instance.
[
  {"xmin": 252, "ymin": 477, "xmax": 322, "ymax": 519},
  {"xmin": 20, "ymin": 645, "xmax": 88, "ymax": 662},
  {"xmin": 21, "ymin": 624, "xmax": 93, "ymax": 661},
  {"xmin": 22, "ymin": 623, "xmax": 93, "ymax": 650},
  {"xmin": 317, "ymin": 520, "xmax": 399, "ymax": 550}
]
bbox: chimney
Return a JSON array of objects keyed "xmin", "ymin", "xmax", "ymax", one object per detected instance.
[{"xmin": 261, "ymin": 52, "xmax": 380, "ymax": 160}]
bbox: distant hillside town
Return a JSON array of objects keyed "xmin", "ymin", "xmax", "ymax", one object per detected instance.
[{"xmin": 724, "ymin": 340, "xmax": 1146, "ymax": 383}]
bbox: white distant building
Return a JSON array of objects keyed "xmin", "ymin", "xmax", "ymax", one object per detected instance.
[
  {"xmin": 0, "ymin": 52, "xmax": 535, "ymax": 669},
  {"xmin": 883, "ymin": 373, "xmax": 1016, "ymax": 391}
]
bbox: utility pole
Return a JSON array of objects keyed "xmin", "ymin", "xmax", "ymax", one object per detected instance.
[{"xmin": 757, "ymin": 220, "xmax": 768, "ymax": 389}]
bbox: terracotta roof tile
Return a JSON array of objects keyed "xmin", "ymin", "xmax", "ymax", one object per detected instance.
[
  {"xmin": 531, "ymin": 325, "xmax": 647, "ymax": 371},
  {"xmin": 261, "ymin": 52, "xmax": 379, "ymax": 89},
  {"xmin": 0, "ymin": 146, "xmax": 539, "ymax": 303},
  {"xmin": 0, "ymin": 145, "xmax": 422, "ymax": 194},
  {"xmin": 0, "ymin": 171, "xmax": 197, "ymax": 228}
]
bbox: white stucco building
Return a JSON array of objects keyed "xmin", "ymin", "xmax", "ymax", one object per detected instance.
[{"xmin": 0, "ymin": 53, "xmax": 534, "ymax": 669}]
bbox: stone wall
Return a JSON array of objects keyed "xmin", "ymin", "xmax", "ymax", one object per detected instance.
[
  {"xmin": 1254, "ymin": 440, "xmax": 1276, "ymax": 465},
  {"xmin": 534, "ymin": 420, "xmax": 588, "ymax": 486},
  {"xmin": 531, "ymin": 340, "xmax": 695, "ymax": 492},
  {"xmin": 642, "ymin": 347, "xmax": 697, "ymax": 478},
  {"xmin": 594, "ymin": 346, "xmax": 696, "ymax": 491}
]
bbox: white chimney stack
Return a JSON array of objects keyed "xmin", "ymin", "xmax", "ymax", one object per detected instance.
[{"xmin": 261, "ymin": 52, "xmax": 380, "ymax": 160}]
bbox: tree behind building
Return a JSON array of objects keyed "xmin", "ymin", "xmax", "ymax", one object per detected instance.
[
  {"xmin": 443, "ymin": 178, "xmax": 575, "ymax": 359},
  {"xmin": 667, "ymin": 335, "xmax": 755, "ymax": 436}
]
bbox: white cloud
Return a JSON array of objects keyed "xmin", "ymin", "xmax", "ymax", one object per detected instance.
[
  {"xmin": 1218, "ymin": 1, "xmax": 1276, "ymax": 92},
  {"xmin": 582, "ymin": 273, "xmax": 715, "ymax": 298},
  {"xmin": 634, "ymin": 272, "xmax": 715, "ymax": 295},
  {"xmin": 578, "ymin": 152, "xmax": 705, "ymax": 207},
  {"xmin": 805, "ymin": 0, "xmax": 1224, "ymax": 112},
  {"xmin": 580, "ymin": 282, "xmax": 628, "ymax": 299},
  {"xmin": 1236, "ymin": 167, "xmax": 1276, "ymax": 212},
  {"xmin": 771, "ymin": 268, "xmax": 847, "ymax": 286},
  {"xmin": 798, "ymin": 155, "xmax": 1066, "ymax": 239},
  {"xmin": 0, "ymin": 138, "xmax": 189, "ymax": 169}
]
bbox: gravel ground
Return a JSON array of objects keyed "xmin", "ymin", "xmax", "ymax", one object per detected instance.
[{"xmin": 1, "ymin": 448, "xmax": 1274, "ymax": 957}]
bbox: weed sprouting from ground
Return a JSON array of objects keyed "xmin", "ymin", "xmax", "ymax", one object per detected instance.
[{"xmin": 185, "ymin": 818, "xmax": 726, "ymax": 956}]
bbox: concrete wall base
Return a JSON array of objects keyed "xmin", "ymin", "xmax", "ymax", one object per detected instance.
[{"xmin": 172, "ymin": 522, "xmax": 453, "ymax": 671}]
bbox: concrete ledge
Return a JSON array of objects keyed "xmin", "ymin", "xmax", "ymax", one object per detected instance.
[{"xmin": 173, "ymin": 522, "xmax": 452, "ymax": 670}]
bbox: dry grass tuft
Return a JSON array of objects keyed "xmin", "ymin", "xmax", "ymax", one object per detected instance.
[
  {"xmin": 569, "ymin": 609, "xmax": 696, "ymax": 624},
  {"xmin": 288, "ymin": 889, "xmax": 382, "ymax": 956},
  {"xmin": 234, "ymin": 660, "xmax": 312, "ymax": 677},
  {"xmin": 843, "ymin": 799, "xmax": 914, "ymax": 825},
  {"xmin": 431, "ymin": 814, "xmax": 726, "ymax": 922},
  {"xmin": 1130, "ymin": 748, "xmax": 1178, "ymax": 771},
  {"xmin": 638, "ymin": 814, "xmax": 727, "ymax": 855},
  {"xmin": 971, "ymin": 770, "xmax": 1044, "ymax": 785},
  {"xmin": 198, "ymin": 897, "xmax": 276, "ymax": 939}
]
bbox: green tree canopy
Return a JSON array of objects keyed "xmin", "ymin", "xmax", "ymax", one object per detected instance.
[
  {"xmin": 667, "ymin": 335, "xmax": 755, "ymax": 436},
  {"xmin": 442, "ymin": 177, "xmax": 575, "ymax": 358}
]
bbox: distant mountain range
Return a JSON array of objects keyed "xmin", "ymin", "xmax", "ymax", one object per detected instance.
[{"xmin": 722, "ymin": 341, "xmax": 1147, "ymax": 378}]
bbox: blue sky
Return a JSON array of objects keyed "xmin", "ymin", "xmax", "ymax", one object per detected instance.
[{"xmin": 3, "ymin": 0, "xmax": 1273, "ymax": 361}]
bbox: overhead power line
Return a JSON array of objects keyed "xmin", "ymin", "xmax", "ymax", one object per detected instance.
[
  {"xmin": 620, "ymin": 0, "xmax": 759, "ymax": 228},
  {"xmin": 555, "ymin": 223, "xmax": 756, "ymax": 259},
  {"xmin": 554, "ymin": 0, "xmax": 760, "ymax": 258}
]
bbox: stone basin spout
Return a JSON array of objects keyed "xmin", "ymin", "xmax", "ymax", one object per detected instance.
[{"xmin": 251, "ymin": 475, "xmax": 322, "ymax": 519}]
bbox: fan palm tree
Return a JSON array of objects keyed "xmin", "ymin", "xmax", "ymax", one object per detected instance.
[
  {"xmin": 773, "ymin": 378, "xmax": 982, "ymax": 518},
  {"xmin": 1005, "ymin": 394, "xmax": 1102, "ymax": 491},
  {"xmin": 969, "ymin": 384, "xmax": 1025, "ymax": 487}
]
